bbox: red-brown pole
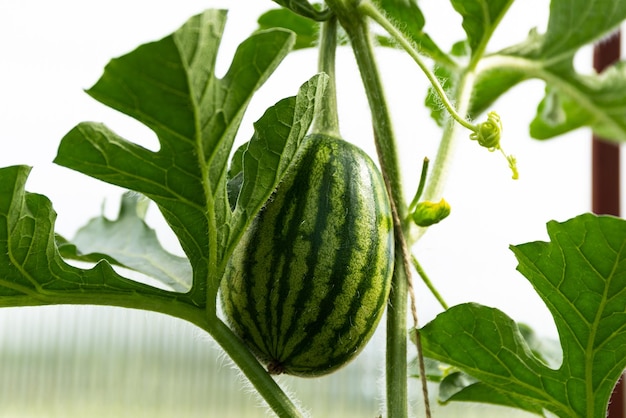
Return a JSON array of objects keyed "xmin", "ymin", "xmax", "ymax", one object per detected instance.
[{"xmin": 592, "ymin": 30, "xmax": 622, "ymax": 418}]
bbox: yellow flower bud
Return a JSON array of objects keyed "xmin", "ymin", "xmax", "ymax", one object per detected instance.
[{"xmin": 411, "ymin": 198, "xmax": 451, "ymax": 227}]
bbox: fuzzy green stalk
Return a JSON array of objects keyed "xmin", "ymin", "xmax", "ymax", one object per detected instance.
[
  {"xmin": 313, "ymin": 15, "xmax": 341, "ymax": 137},
  {"xmin": 421, "ymin": 71, "xmax": 475, "ymax": 214},
  {"xmin": 347, "ymin": 26, "xmax": 411, "ymax": 418},
  {"xmin": 325, "ymin": 3, "xmax": 411, "ymax": 416},
  {"xmin": 208, "ymin": 316, "xmax": 304, "ymax": 418},
  {"xmin": 358, "ymin": 0, "xmax": 516, "ymax": 190},
  {"xmin": 358, "ymin": 0, "xmax": 476, "ymax": 134}
]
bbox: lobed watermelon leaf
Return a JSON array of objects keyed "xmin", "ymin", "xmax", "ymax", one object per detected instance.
[
  {"xmin": 51, "ymin": 9, "xmax": 327, "ymax": 310},
  {"xmin": 0, "ymin": 9, "xmax": 327, "ymax": 320},
  {"xmin": 420, "ymin": 213, "xmax": 626, "ymax": 417},
  {"xmin": 0, "ymin": 165, "xmax": 177, "ymax": 309}
]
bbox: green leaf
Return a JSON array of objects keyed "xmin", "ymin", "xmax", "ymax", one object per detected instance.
[
  {"xmin": 54, "ymin": 10, "xmax": 295, "ymax": 305},
  {"xmin": 450, "ymin": 0, "xmax": 514, "ymax": 58},
  {"xmin": 465, "ymin": 65, "xmax": 530, "ymax": 121},
  {"xmin": 258, "ymin": 8, "xmax": 319, "ymax": 49},
  {"xmin": 423, "ymin": 323, "xmax": 562, "ymax": 413},
  {"xmin": 421, "ymin": 213, "xmax": 626, "ymax": 417},
  {"xmin": 439, "ymin": 376, "xmax": 545, "ymax": 415},
  {"xmin": 57, "ymin": 192, "xmax": 192, "ymax": 293},
  {"xmin": 0, "ymin": 166, "xmax": 175, "ymax": 309},
  {"xmin": 431, "ymin": 0, "xmax": 517, "ymax": 121},
  {"xmin": 228, "ymin": 74, "xmax": 328, "ymax": 250}
]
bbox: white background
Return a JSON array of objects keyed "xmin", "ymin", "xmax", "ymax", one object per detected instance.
[{"xmin": 0, "ymin": 0, "xmax": 624, "ymax": 392}]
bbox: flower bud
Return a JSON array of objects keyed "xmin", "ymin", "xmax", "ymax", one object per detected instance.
[{"xmin": 411, "ymin": 198, "xmax": 451, "ymax": 227}]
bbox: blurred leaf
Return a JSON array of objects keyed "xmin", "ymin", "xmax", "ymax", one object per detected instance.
[
  {"xmin": 258, "ymin": 8, "xmax": 319, "ymax": 49},
  {"xmin": 421, "ymin": 213, "xmax": 626, "ymax": 417},
  {"xmin": 516, "ymin": 322, "xmax": 562, "ymax": 369},
  {"xmin": 539, "ymin": 0, "xmax": 626, "ymax": 59},
  {"xmin": 0, "ymin": 166, "xmax": 174, "ymax": 308},
  {"xmin": 439, "ymin": 375, "xmax": 545, "ymax": 415},
  {"xmin": 465, "ymin": 65, "xmax": 530, "ymax": 122},
  {"xmin": 54, "ymin": 10, "xmax": 295, "ymax": 304},
  {"xmin": 476, "ymin": 0, "xmax": 626, "ymax": 140},
  {"xmin": 446, "ymin": 0, "xmax": 529, "ymax": 120},
  {"xmin": 408, "ymin": 356, "xmax": 451, "ymax": 382},
  {"xmin": 374, "ymin": 0, "xmax": 451, "ymax": 66},
  {"xmin": 270, "ymin": 0, "xmax": 332, "ymax": 21},
  {"xmin": 450, "ymin": 0, "xmax": 514, "ymax": 58},
  {"xmin": 529, "ymin": 61, "xmax": 626, "ymax": 141},
  {"xmin": 58, "ymin": 192, "xmax": 192, "ymax": 293}
]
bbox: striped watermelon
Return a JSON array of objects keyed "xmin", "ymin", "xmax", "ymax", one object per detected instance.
[{"xmin": 220, "ymin": 134, "xmax": 394, "ymax": 377}]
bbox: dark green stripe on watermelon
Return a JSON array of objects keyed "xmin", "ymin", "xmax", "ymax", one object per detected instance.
[{"xmin": 220, "ymin": 134, "xmax": 394, "ymax": 377}]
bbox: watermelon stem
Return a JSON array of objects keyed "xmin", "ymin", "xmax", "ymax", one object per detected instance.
[
  {"xmin": 358, "ymin": 0, "xmax": 478, "ymax": 134},
  {"xmin": 313, "ymin": 15, "xmax": 341, "ymax": 137},
  {"xmin": 324, "ymin": 1, "xmax": 417, "ymax": 416},
  {"xmin": 358, "ymin": 0, "xmax": 519, "ymax": 183},
  {"xmin": 209, "ymin": 317, "xmax": 304, "ymax": 417}
]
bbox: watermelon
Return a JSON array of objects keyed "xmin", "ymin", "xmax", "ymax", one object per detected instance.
[{"xmin": 220, "ymin": 133, "xmax": 394, "ymax": 377}]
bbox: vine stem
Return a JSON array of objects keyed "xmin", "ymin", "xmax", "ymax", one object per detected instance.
[
  {"xmin": 347, "ymin": 25, "xmax": 411, "ymax": 418},
  {"xmin": 356, "ymin": 0, "xmax": 519, "ymax": 200},
  {"xmin": 207, "ymin": 316, "xmax": 304, "ymax": 418},
  {"xmin": 421, "ymin": 71, "xmax": 475, "ymax": 209},
  {"xmin": 313, "ymin": 15, "xmax": 341, "ymax": 136},
  {"xmin": 388, "ymin": 189, "xmax": 432, "ymax": 418},
  {"xmin": 357, "ymin": 0, "xmax": 477, "ymax": 134},
  {"xmin": 325, "ymin": 2, "xmax": 419, "ymax": 416}
]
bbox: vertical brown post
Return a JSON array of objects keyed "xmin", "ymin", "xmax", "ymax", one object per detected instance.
[{"xmin": 592, "ymin": 30, "xmax": 623, "ymax": 418}]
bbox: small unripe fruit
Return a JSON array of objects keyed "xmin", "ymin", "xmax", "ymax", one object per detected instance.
[{"xmin": 220, "ymin": 134, "xmax": 394, "ymax": 376}]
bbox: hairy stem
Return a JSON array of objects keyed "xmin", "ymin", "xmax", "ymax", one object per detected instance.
[
  {"xmin": 208, "ymin": 317, "xmax": 304, "ymax": 418},
  {"xmin": 390, "ymin": 195, "xmax": 432, "ymax": 418},
  {"xmin": 326, "ymin": 4, "xmax": 410, "ymax": 415},
  {"xmin": 416, "ymin": 70, "xmax": 476, "ymax": 239},
  {"xmin": 358, "ymin": 0, "xmax": 477, "ymax": 134},
  {"xmin": 313, "ymin": 15, "xmax": 341, "ymax": 136}
]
